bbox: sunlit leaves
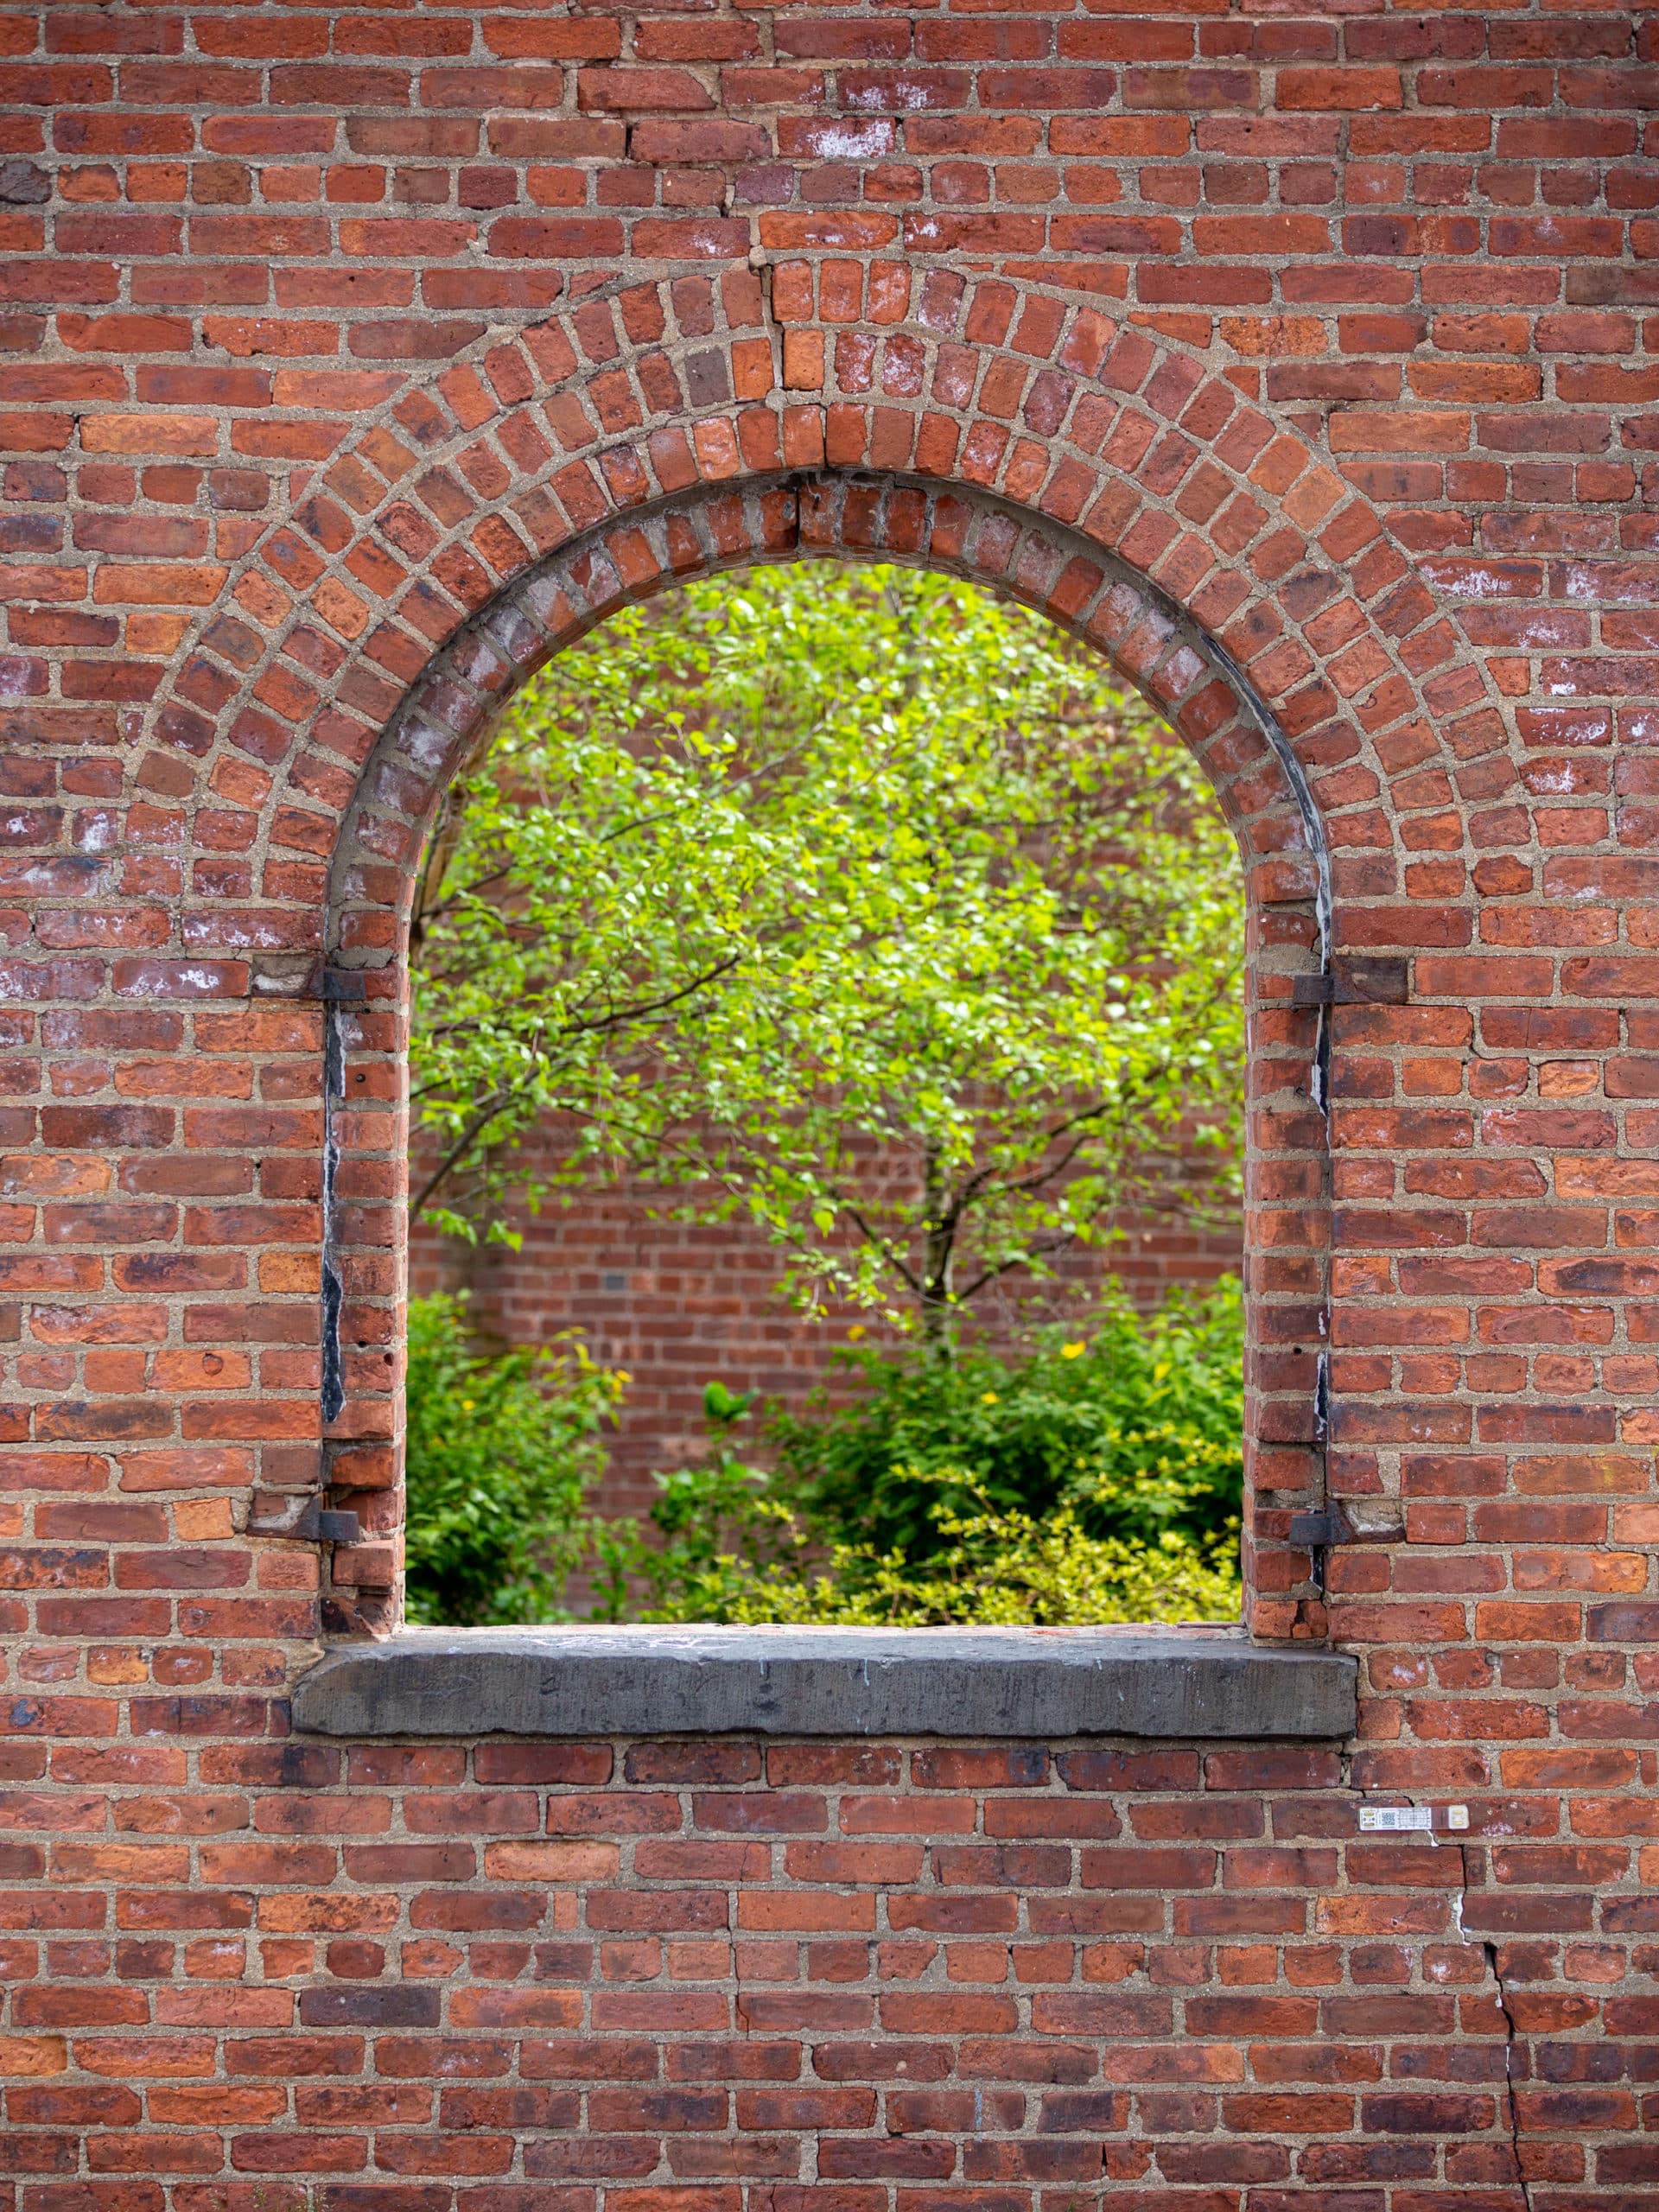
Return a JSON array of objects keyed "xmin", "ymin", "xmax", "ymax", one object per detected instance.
[{"xmin": 410, "ymin": 563, "xmax": 1246, "ymax": 1346}]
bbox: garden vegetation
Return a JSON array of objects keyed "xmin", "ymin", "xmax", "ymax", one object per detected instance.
[{"xmin": 404, "ymin": 1282, "xmax": 1243, "ymax": 1629}]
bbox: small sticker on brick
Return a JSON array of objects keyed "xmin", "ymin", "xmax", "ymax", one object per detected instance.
[{"xmin": 1359, "ymin": 1804, "xmax": 1468, "ymax": 1833}]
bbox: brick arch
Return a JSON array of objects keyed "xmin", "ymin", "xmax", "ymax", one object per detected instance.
[
  {"xmin": 329, "ymin": 469, "xmax": 1330, "ymax": 953},
  {"xmin": 151, "ymin": 262, "xmax": 1497, "ymax": 897},
  {"xmin": 170, "ymin": 267, "xmax": 1494, "ymax": 1643},
  {"xmin": 312, "ymin": 467, "xmax": 1332, "ymax": 1646}
]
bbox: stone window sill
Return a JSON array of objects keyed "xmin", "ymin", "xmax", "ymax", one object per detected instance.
[{"xmin": 293, "ymin": 1624, "xmax": 1356, "ymax": 1741}]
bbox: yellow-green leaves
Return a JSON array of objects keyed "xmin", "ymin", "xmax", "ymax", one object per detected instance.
[{"xmin": 410, "ymin": 563, "xmax": 1245, "ymax": 1345}]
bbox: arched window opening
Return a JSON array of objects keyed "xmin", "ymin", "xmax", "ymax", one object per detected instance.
[
  {"xmin": 399, "ymin": 560, "xmax": 1251, "ymax": 1632},
  {"xmin": 315, "ymin": 474, "xmax": 1334, "ymax": 1653}
]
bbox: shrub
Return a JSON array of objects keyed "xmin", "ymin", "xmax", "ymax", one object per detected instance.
[
  {"xmin": 769, "ymin": 1276, "xmax": 1243, "ymax": 1560},
  {"xmin": 403, "ymin": 1293, "xmax": 624, "ymax": 1626},
  {"xmin": 606, "ymin": 1472, "xmax": 1240, "ymax": 1629},
  {"xmin": 592, "ymin": 1284, "xmax": 1243, "ymax": 1628},
  {"xmin": 585, "ymin": 1382, "xmax": 804, "ymax": 1623}
]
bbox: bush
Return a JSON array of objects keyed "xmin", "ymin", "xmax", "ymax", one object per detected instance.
[
  {"xmin": 403, "ymin": 1293, "xmax": 624, "ymax": 1625},
  {"xmin": 770, "ymin": 1276, "xmax": 1243, "ymax": 1559},
  {"xmin": 584, "ymin": 1382, "xmax": 799, "ymax": 1622},
  {"xmin": 603, "ymin": 1472, "xmax": 1239, "ymax": 1629},
  {"xmin": 592, "ymin": 1283, "xmax": 1243, "ymax": 1628}
]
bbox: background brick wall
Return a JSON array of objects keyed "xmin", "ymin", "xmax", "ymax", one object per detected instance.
[
  {"xmin": 408, "ymin": 1131, "xmax": 1243, "ymax": 1518},
  {"xmin": 3, "ymin": 0, "xmax": 1658, "ymax": 2195}
]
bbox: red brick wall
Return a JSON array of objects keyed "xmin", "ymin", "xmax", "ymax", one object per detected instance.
[{"xmin": 3, "ymin": 1, "xmax": 1657, "ymax": 2191}]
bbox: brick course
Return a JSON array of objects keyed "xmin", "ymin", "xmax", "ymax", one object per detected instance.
[{"xmin": 3, "ymin": 1, "xmax": 1657, "ymax": 2194}]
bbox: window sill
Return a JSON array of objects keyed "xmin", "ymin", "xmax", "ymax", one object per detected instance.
[{"xmin": 292, "ymin": 1624, "xmax": 1357, "ymax": 1741}]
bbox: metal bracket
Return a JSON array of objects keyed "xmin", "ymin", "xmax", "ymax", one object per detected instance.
[
  {"xmin": 1289, "ymin": 1511, "xmax": 1338, "ymax": 1548},
  {"xmin": 1293, "ymin": 976, "xmax": 1333, "ymax": 1005},
  {"xmin": 296, "ymin": 1503, "xmax": 363, "ymax": 1544},
  {"xmin": 1288, "ymin": 1502, "xmax": 1406, "ymax": 1548},
  {"xmin": 271, "ymin": 962, "xmax": 372, "ymax": 1004},
  {"xmin": 248, "ymin": 1494, "xmax": 363, "ymax": 1543},
  {"xmin": 1291, "ymin": 957, "xmax": 1409, "ymax": 1008},
  {"xmin": 309, "ymin": 1503, "xmax": 366, "ymax": 1539}
]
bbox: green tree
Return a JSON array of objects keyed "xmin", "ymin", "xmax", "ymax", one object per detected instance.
[{"xmin": 410, "ymin": 564, "xmax": 1243, "ymax": 1355}]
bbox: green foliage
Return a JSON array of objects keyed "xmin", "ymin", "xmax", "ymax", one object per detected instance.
[
  {"xmin": 589, "ymin": 1282, "xmax": 1243, "ymax": 1629},
  {"xmin": 403, "ymin": 1293, "xmax": 623, "ymax": 1626},
  {"xmin": 410, "ymin": 563, "xmax": 1244, "ymax": 1346},
  {"xmin": 772, "ymin": 1274, "xmax": 1244, "ymax": 1560},
  {"xmin": 682, "ymin": 1500, "xmax": 1238, "ymax": 1627},
  {"xmin": 585, "ymin": 1381, "xmax": 803, "ymax": 1624},
  {"xmin": 399, "ymin": 1285, "xmax": 1242, "ymax": 1628},
  {"xmin": 599, "ymin": 1464, "xmax": 1238, "ymax": 1630}
]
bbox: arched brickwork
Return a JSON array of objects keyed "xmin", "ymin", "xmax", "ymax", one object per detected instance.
[
  {"xmin": 111, "ymin": 270, "xmax": 1514, "ymax": 1640},
  {"xmin": 74, "ymin": 265, "xmax": 1506, "ymax": 1653},
  {"xmin": 147, "ymin": 265, "xmax": 1495, "ymax": 886}
]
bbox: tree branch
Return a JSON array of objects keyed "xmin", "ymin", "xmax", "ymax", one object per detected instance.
[{"xmin": 411, "ymin": 1090, "xmax": 519, "ymax": 1217}]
